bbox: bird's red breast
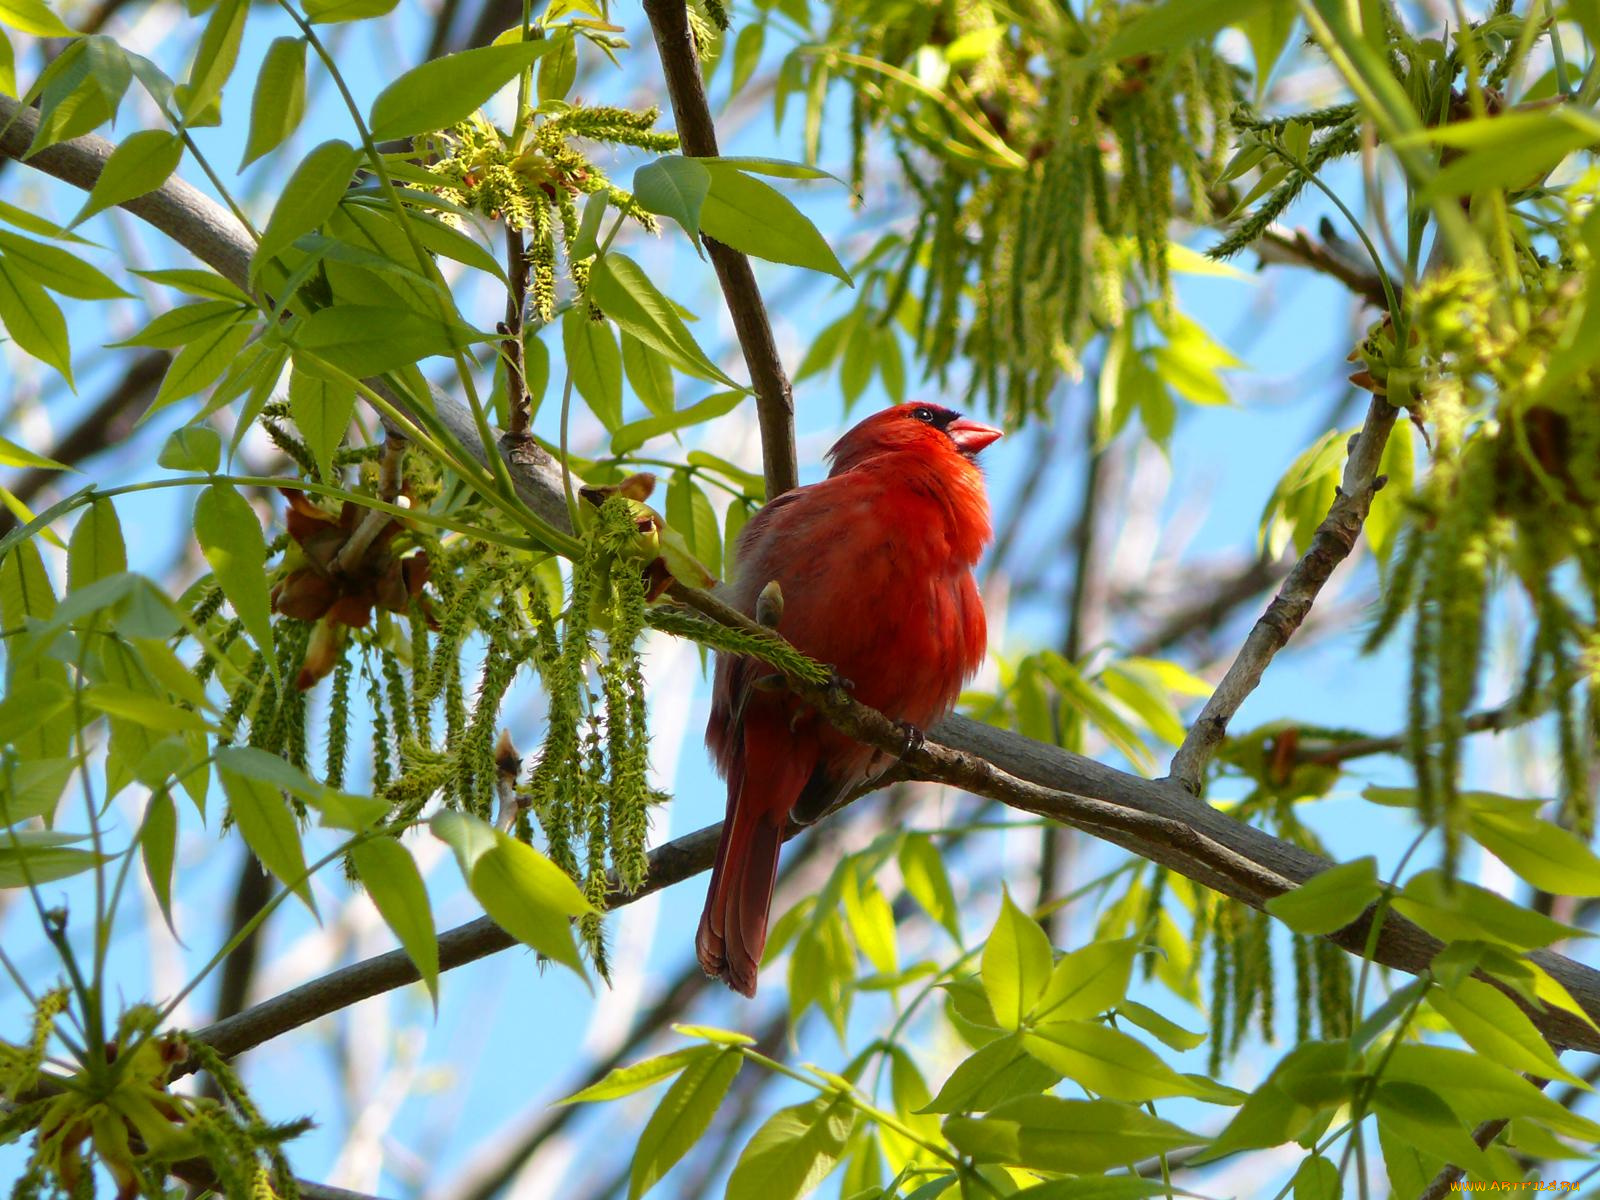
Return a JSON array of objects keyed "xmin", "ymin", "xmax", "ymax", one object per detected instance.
[{"xmin": 697, "ymin": 402, "xmax": 1001, "ymax": 995}]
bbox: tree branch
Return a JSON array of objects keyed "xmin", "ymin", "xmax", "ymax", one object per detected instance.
[
  {"xmin": 6, "ymin": 92, "xmax": 1598, "ymax": 1069},
  {"xmin": 1256, "ymin": 220, "xmax": 1390, "ymax": 308},
  {"xmin": 1168, "ymin": 397, "xmax": 1397, "ymax": 793},
  {"xmin": 640, "ymin": 0, "xmax": 799, "ymax": 500}
]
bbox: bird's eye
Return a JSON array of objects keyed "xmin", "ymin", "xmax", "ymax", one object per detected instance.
[{"xmin": 912, "ymin": 406, "xmax": 936, "ymax": 423}]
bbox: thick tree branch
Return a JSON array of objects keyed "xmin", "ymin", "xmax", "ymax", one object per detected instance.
[
  {"xmin": 640, "ymin": 0, "xmax": 799, "ymax": 499},
  {"xmin": 6, "ymin": 92, "xmax": 1598, "ymax": 1069},
  {"xmin": 1168, "ymin": 397, "xmax": 1398, "ymax": 792}
]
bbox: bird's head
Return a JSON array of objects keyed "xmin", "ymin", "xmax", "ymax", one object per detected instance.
[{"xmin": 826, "ymin": 402, "xmax": 1003, "ymax": 476}]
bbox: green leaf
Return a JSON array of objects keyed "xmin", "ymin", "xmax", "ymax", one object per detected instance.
[
  {"xmin": 252, "ymin": 140, "xmax": 360, "ymax": 279},
  {"xmin": 68, "ymin": 499, "xmax": 126, "ymax": 592},
  {"xmin": 27, "ymin": 38, "xmax": 128, "ymax": 153},
  {"xmin": 1465, "ymin": 802, "xmax": 1600, "ymax": 897},
  {"xmin": 982, "ymin": 890, "xmax": 1052, "ymax": 1029},
  {"xmin": 430, "ymin": 810, "xmax": 591, "ymax": 977},
  {"xmin": 563, "ymin": 308, "xmax": 623, "ymax": 431},
  {"xmin": 921, "ymin": 1032, "xmax": 1060, "ymax": 1115},
  {"xmin": 671, "ymin": 1023, "xmax": 758, "ymax": 1046},
  {"xmin": 629, "ymin": 1046, "xmax": 742, "ymax": 1199},
  {"xmin": 1292, "ymin": 1154, "xmax": 1340, "ymax": 1200},
  {"xmin": 146, "ymin": 312, "xmax": 256, "ymax": 416},
  {"xmin": 1021, "ymin": 1020, "xmax": 1222, "ymax": 1104},
  {"xmin": 178, "ymin": 0, "xmax": 246, "ymax": 123},
  {"xmin": 74, "ymin": 130, "xmax": 183, "ymax": 225},
  {"xmin": 367, "ymin": 39, "xmax": 558, "ymax": 141},
  {"xmin": 296, "ymin": 303, "xmax": 478, "ymax": 377},
  {"xmin": 0, "ymin": 833, "xmax": 105, "ymax": 888},
  {"xmin": 1382, "ymin": 1043, "xmax": 1600, "ymax": 1143},
  {"xmin": 158, "ymin": 425, "xmax": 222, "ymax": 474},
  {"xmin": 729, "ymin": 22, "xmax": 765, "ymax": 95},
  {"xmin": 1264, "ymin": 857, "xmax": 1381, "ymax": 935},
  {"xmin": 698, "ymin": 164, "xmax": 851, "ymax": 284},
  {"xmin": 558, "ymin": 1047, "xmax": 709, "ymax": 1105},
  {"xmin": 241, "ymin": 37, "xmax": 307, "ymax": 167},
  {"xmin": 1031, "ymin": 939, "xmax": 1137, "ymax": 1023},
  {"xmin": 1372, "ymin": 1081, "xmax": 1496, "ymax": 1181},
  {"xmin": 0, "ymin": 251, "xmax": 72, "ymax": 383},
  {"xmin": 351, "ymin": 836, "xmax": 439, "ymax": 1006},
  {"xmin": 133, "ymin": 268, "xmax": 251, "ymax": 303},
  {"xmin": 726, "ymin": 1096, "xmax": 855, "ymax": 1200},
  {"xmin": 841, "ymin": 864, "xmax": 898, "ymax": 975},
  {"xmin": 1427, "ymin": 977, "xmax": 1586, "ymax": 1087},
  {"xmin": 1116, "ymin": 1000, "xmax": 1206, "ymax": 1051},
  {"xmin": 944, "ymin": 1096, "xmax": 1203, "ymax": 1174},
  {"xmin": 622, "ymin": 331, "xmax": 674, "ymax": 416},
  {"xmin": 192, "ymin": 482, "xmax": 274, "ymax": 666},
  {"xmin": 288, "ymin": 366, "xmax": 356, "ymax": 481},
  {"xmin": 140, "ymin": 789, "xmax": 178, "ymax": 936},
  {"xmin": 898, "ymin": 831, "xmax": 961, "ymax": 942},
  {"xmin": 219, "ymin": 765, "xmax": 316, "ymax": 914},
  {"xmin": 0, "ymin": 758, "xmax": 78, "ymax": 826},
  {"xmin": 1419, "ymin": 108, "xmax": 1600, "ymax": 199},
  {"xmin": 0, "ymin": 231, "xmax": 128, "ymax": 299},
  {"xmin": 0, "ymin": 0, "xmax": 75, "ymax": 36},
  {"xmin": 305, "ymin": 0, "xmax": 398, "ymax": 22},
  {"xmin": 610, "ymin": 391, "xmax": 744, "ymax": 456},
  {"xmin": 634, "ymin": 155, "xmax": 711, "ymax": 245},
  {"xmin": 1104, "ymin": 0, "xmax": 1273, "ymax": 58},
  {"xmin": 537, "ymin": 33, "xmax": 576, "ymax": 102},
  {"xmin": 589, "ymin": 253, "xmax": 738, "ymax": 386},
  {"xmin": 666, "ymin": 469, "xmax": 721, "ymax": 581},
  {"xmin": 0, "ymin": 434, "xmax": 66, "ymax": 470},
  {"xmin": 1394, "ymin": 869, "xmax": 1586, "ymax": 951},
  {"xmin": 1241, "ymin": 6, "xmax": 1297, "ymax": 99},
  {"xmin": 0, "ymin": 29, "xmax": 11, "ymax": 96},
  {"xmin": 116, "ymin": 299, "xmax": 246, "ymax": 349}
]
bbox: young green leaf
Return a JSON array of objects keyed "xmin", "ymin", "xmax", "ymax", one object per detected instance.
[
  {"xmin": 1022, "ymin": 1021, "xmax": 1221, "ymax": 1104},
  {"xmin": 0, "ymin": 252, "xmax": 72, "ymax": 384},
  {"xmin": 698, "ymin": 165, "xmax": 851, "ymax": 284},
  {"xmin": 898, "ymin": 831, "xmax": 961, "ymax": 943},
  {"xmin": 367, "ymin": 39, "xmax": 558, "ymax": 141},
  {"xmin": 288, "ymin": 366, "xmax": 356, "ymax": 481},
  {"xmin": 633, "ymin": 156, "xmax": 711, "ymax": 246},
  {"xmin": 192, "ymin": 482, "xmax": 274, "ymax": 666},
  {"xmin": 74, "ymin": 130, "xmax": 183, "ymax": 226},
  {"xmin": 252, "ymin": 140, "xmax": 360, "ymax": 280},
  {"xmin": 140, "ymin": 789, "xmax": 179, "ymax": 937},
  {"xmin": 982, "ymin": 889, "xmax": 1053, "ymax": 1029},
  {"xmin": 666, "ymin": 469, "xmax": 721, "ymax": 581},
  {"xmin": 609, "ymin": 391, "xmax": 744, "ymax": 457},
  {"xmin": 430, "ymin": 810, "xmax": 592, "ymax": 977},
  {"xmin": 304, "ymin": 0, "xmax": 398, "ymax": 22},
  {"xmin": 1464, "ymin": 803, "xmax": 1600, "ymax": 897},
  {"xmin": 350, "ymin": 836, "xmax": 439, "ymax": 1006},
  {"xmin": 944, "ymin": 1096, "xmax": 1204, "ymax": 1174},
  {"xmin": 558, "ymin": 1047, "xmax": 711, "ymax": 1105},
  {"xmin": 589, "ymin": 253, "xmax": 739, "ymax": 386},
  {"xmin": 1427, "ymin": 977, "xmax": 1585, "ymax": 1086},
  {"xmin": 178, "ymin": 0, "xmax": 246, "ymax": 123},
  {"xmin": 219, "ymin": 765, "xmax": 317, "ymax": 914},
  {"xmin": 0, "ymin": 833, "xmax": 106, "ymax": 888},
  {"xmin": 0, "ymin": 0, "xmax": 77, "ymax": 36},
  {"xmin": 144, "ymin": 312, "xmax": 256, "ymax": 417},
  {"xmin": 725, "ymin": 1096, "xmax": 855, "ymax": 1200},
  {"xmin": 1031, "ymin": 939, "xmax": 1137, "ymax": 1023},
  {"xmin": 1264, "ymin": 857, "xmax": 1381, "ymax": 935},
  {"xmin": 68, "ymin": 498, "xmax": 127, "ymax": 592},
  {"xmin": 622, "ymin": 331, "xmax": 675, "ymax": 416},
  {"xmin": 628, "ymin": 1046, "xmax": 742, "ymax": 1199},
  {"xmin": 0, "ymin": 231, "xmax": 128, "ymax": 299},
  {"xmin": 158, "ymin": 425, "xmax": 222, "ymax": 474},
  {"xmin": 241, "ymin": 37, "xmax": 307, "ymax": 167},
  {"xmin": 564, "ymin": 308, "xmax": 622, "ymax": 431}
]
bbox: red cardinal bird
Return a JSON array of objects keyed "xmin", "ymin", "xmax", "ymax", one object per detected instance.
[{"xmin": 697, "ymin": 401, "xmax": 1002, "ymax": 996}]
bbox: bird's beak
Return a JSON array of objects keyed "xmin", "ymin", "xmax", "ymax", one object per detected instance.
[{"xmin": 946, "ymin": 417, "xmax": 1004, "ymax": 456}]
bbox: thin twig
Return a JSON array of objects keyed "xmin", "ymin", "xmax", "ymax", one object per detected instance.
[
  {"xmin": 1293, "ymin": 698, "xmax": 1538, "ymax": 766},
  {"xmin": 1168, "ymin": 397, "xmax": 1398, "ymax": 793},
  {"xmin": 640, "ymin": 0, "xmax": 799, "ymax": 499},
  {"xmin": 501, "ymin": 226, "xmax": 531, "ymax": 442},
  {"xmin": 1257, "ymin": 220, "xmax": 1391, "ymax": 308}
]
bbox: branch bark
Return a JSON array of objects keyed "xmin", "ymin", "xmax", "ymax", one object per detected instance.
[
  {"xmin": 640, "ymin": 0, "xmax": 799, "ymax": 500},
  {"xmin": 1168, "ymin": 397, "xmax": 1398, "ymax": 792},
  {"xmin": 5, "ymin": 93, "xmax": 1598, "ymax": 1070}
]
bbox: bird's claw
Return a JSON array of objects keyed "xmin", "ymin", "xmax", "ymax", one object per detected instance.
[{"xmin": 895, "ymin": 721, "xmax": 926, "ymax": 761}]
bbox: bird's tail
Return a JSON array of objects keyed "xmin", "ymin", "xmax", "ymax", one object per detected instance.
[{"xmin": 696, "ymin": 721, "xmax": 812, "ymax": 996}]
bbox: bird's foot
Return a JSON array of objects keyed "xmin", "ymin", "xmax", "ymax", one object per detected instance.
[
  {"xmin": 824, "ymin": 671, "xmax": 855, "ymax": 702},
  {"xmin": 894, "ymin": 721, "xmax": 926, "ymax": 762}
]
